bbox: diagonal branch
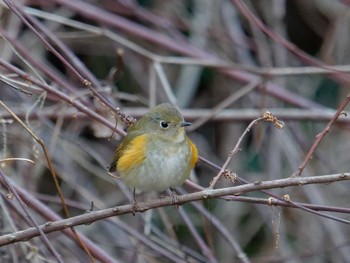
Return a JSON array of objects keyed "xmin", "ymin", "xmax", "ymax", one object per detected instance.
[{"xmin": 294, "ymin": 94, "xmax": 350, "ymax": 176}]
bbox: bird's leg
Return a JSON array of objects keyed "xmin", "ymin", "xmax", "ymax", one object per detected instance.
[
  {"xmin": 132, "ymin": 188, "xmax": 138, "ymax": 216},
  {"xmin": 170, "ymin": 188, "xmax": 179, "ymax": 207}
]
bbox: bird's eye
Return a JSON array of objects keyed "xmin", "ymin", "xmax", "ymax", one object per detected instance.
[{"xmin": 160, "ymin": 121, "xmax": 169, "ymax": 129}]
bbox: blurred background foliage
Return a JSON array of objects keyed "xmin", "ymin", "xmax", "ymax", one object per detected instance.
[{"xmin": 1, "ymin": 0, "xmax": 350, "ymax": 262}]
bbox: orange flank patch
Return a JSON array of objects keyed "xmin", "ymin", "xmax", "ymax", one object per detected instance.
[
  {"xmin": 117, "ymin": 134, "xmax": 147, "ymax": 172},
  {"xmin": 188, "ymin": 138, "xmax": 198, "ymax": 168}
]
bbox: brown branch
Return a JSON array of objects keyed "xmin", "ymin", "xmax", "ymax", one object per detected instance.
[
  {"xmin": 123, "ymin": 107, "xmax": 350, "ymax": 123},
  {"xmin": 188, "ymin": 80, "xmax": 263, "ymax": 131},
  {"xmin": 1, "ymin": 173, "xmax": 350, "ymax": 247},
  {"xmin": 294, "ymin": 94, "xmax": 350, "ymax": 176},
  {"xmin": 2, "ymin": 179, "xmax": 120, "ymax": 262},
  {"xmin": 0, "ymin": 171, "xmax": 63, "ymax": 262},
  {"xmin": 0, "ymin": 100, "xmax": 96, "ymax": 261},
  {"xmin": 197, "ymin": 156, "xmax": 350, "ymax": 225},
  {"xmin": 0, "ymin": 59, "xmax": 125, "ymax": 137},
  {"xmin": 177, "ymin": 206, "xmax": 218, "ymax": 263},
  {"xmin": 30, "ymin": 0, "xmax": 325, "ymax": 109},
  {"xmin": 209, "ymin": 112, "xmax": 284, "ymax": 188},
  {"xmin": 3, "ymin": 107, "xmax": 350, "ymax": 123},
  {"xmin": 182, "ymin": 194, "xmax": 250, "ymax": 263},
  {"xmin": 231, "ymin": 0, "xmax": 350, "ymax": 84},
  {"xmin": 209, "ymin": 116, "xmax": 264, "ymax": 188}
]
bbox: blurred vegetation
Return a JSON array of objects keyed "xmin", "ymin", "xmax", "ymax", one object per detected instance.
[{"xmin": 1, "ymin": 0, "xmax": 350, "ymax": 262}]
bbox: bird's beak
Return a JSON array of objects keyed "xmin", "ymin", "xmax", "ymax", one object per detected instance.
[{"xmin": 180, "ymin": 121, "xmax": 192, "ymax": 127}]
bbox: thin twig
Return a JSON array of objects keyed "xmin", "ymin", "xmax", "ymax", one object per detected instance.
[
  {"xmin": 177, "ymin": 206, "xmax": 218, "ymax": 263},
  {"xmin": 2, "ymin": 180, "xmax": 120, "ymax": 263},
  {"xmin": 22, "ymin": 6, "xmax": 350, "ymax": 77},
  {"xmin": 198, "ymin": 154, "xmax": 350, "ymax": 226},
  {"xmin": 189, "ymin": 80, "xmax": 263, "ymax": 131},
  {"xmin": 4, "ymin": 0, "xmax": 117, "ymax": 120},
  {"xmin": 0, "ymin": 59, "xmax": 125, "ymax": 136},
  {"xmin": 0, "ymin": 170, "xmax": 63, "ymax": 262},
  {"xmin": 294, "ymin": 93, "xmax": 350, "ymax": 176},
  {"xmin": 153, "ymin": 62, "xmax": 178, "ymax": 105},
  {"xmin": 0, "ymin": 191, "xmax": 29, "ymax": 257},
  {"xmin": 1, "ymin": 106, "xmax": 350, "ymax": 123},
  {"xmin": 177, "ymin": 188, "xmax": 251, "ymax": 263},
  {"xmin": 0, "ymin": 158, "xmax": 35, "ymax": 165},
  {"xmin": 209, "ymin": 115, "xmax": 266, "ymax": 189},
  {"xmin": 123, "ymin": 107, "xmax": 349, "ymax": 122},
  {"xmin": 22, "ymin": 3, "xmax": 326, "ymax": 109},
  {"xmin": 0, "ymin": 100, "xmax": 93, "ymax": 261},
  {"xmin": 230, "ymin": 0, "xmax": 350, "ymax": 84}
]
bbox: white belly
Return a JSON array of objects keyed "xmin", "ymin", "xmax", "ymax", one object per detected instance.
[{"xmin": 121, "ymin": 142, "xmax": 192, "ymax": 191}]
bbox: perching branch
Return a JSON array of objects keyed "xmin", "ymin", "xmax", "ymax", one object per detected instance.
[{"xmin": 1, "ymin": 173, "xmax": 350, "ymax": 246}]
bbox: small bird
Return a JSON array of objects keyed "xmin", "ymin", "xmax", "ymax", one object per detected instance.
[{"xmin": 109, "ymin": 103, "xmax": 198, "ymax": 199}]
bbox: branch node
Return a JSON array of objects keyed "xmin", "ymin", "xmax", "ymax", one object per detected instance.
[
  {"xmin": 268, "ymin": 197, "xmax": 278, "ymax": 206},
  {"xmin": 83, "ymin": 79, "xmax": 91, "ymax": 87},
  {"xmin": 202, "ymin": 188, "xmax": 213, "ymax": 199},
  {"xmin": 8, "ymin": 235, "xmax": 16, "ymax": 241},
  {"xmin": 6, "ymin": 192, "xmax": 14, "ymax": 200},
  {"xmin": 44, "ymin": 221, "xmax": 53, "ymax": 227},
  {"xmin": 298, "ymin": 180, "xmax": 307, "ymax": 185},
  {"xmin": 263, "ymin": 111, "xmax": 284, "ymax": 129},
  {"xmin": 254, "ymin": 180, "xmax": 262, "ymax": 185},
  {"xmin": 282, "ymin": 194, "xmax": 291, "ymax": 202},
  {"xmin": 115, "ymin": 107, "xmax": 136, "ymax": 128},
  {"xmin": 223, "ymin": 170, "xmax": 237, "ymax": 183},
  {"xmin": 339, "ymin": 173, "xmax": 347, "ymax": 179}
]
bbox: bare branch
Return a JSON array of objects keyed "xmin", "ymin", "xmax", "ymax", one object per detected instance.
[{"xmin": 1, "ymin": 173, "xmax": 350, "ymax": 247}]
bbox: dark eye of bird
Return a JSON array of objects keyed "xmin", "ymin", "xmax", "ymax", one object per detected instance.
[{"xmin": 160, "ymin": 121, "xmax": 169, "ymax": 129}]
